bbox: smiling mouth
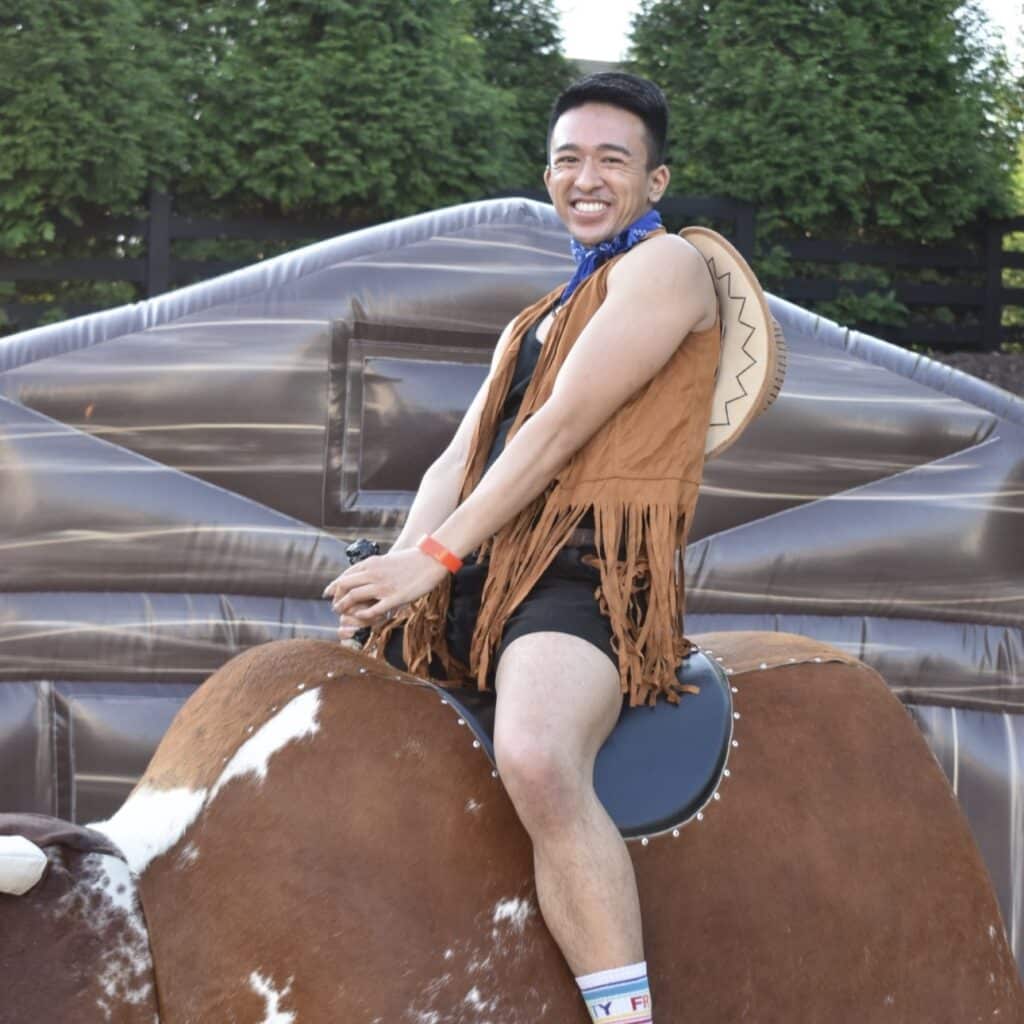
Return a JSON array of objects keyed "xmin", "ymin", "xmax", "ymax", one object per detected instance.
[{"xmin": 571, "ymin": 199, "xmax": 610, "ymax": 214}]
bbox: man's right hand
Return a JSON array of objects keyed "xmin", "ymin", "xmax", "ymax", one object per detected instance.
[
  {"xmin": 336, "ymin": 601, "xmax": 405, "ymax": 644},
  {"xmin": 337, "ymin": 605, "xmax": 381, "ymax": 643}
]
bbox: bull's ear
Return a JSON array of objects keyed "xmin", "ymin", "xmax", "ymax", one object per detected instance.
[{"xmin": 0, "ymin": 835, "xmax": 47, "ymax": 895}]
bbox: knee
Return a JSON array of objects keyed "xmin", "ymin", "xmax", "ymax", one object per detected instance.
[{"xmin": 494, "ymin": 732, "xmax": 586, "ymax": 834}]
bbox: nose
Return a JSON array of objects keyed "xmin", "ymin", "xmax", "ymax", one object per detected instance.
[{"xmin": 574, "ymin": 155, "xmax": 604, "ymax": 190}]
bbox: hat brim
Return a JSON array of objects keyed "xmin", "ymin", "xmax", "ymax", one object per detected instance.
[{"xmin": 679, "ymin": 226, "xmax": 787, "ymax": 460}]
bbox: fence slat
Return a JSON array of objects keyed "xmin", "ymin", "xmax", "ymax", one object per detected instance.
[
  {"xmin": 0, "ymin": 259, "xmax": 146, "ymax": 282},
  {"xmin": 146, "ymin": 189, "xmax": 172, "ymax": 298},
  {"xmin": 870, "ymin": 323, "xmax": 984, "ymax": 348},
  {"xmin": 780, "ymin": 237, "xmax": 979, "ymax": 268},
  {"xmin": 170, "ymin": 215, "xmax": 358, "ymax": 242},
  {"xmin": 780, "ymin": 278, "xmax": 985, "ymax": 305},
  {"xmin": 172, "ymin": 259, "xmax": 248, "ymax": 280},
  {"xmin": 982, "ymin": 221, "xmax": 1004, "ymax": 352},
  {"xmin": 1, "ymin": 300, "xmax": 106, "ymax": 323}
]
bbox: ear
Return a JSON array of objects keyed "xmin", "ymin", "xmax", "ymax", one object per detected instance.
[
  {"xmin": 648, "ymin": 163, "xmax": 671, "ymax": 204},
  {"xmin": 543, "ymin": 164, "xmax": 553, "ymax": 199}
]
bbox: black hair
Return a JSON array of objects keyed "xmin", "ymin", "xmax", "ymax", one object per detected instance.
[{"xmin": 547, "ymin": 72, "xmax": 669, "ymax": 170}]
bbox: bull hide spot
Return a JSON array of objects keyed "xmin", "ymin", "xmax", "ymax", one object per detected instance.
[
  {"xmin": 91, "ymin": 785, "xmax": 208, "ymax": 875},
  {"xmin": 210, "ymin": 688, "xmax": 322, "ymax": 799},
  {"xmin": 248, "ymin": 970, "xmax": 296, "ymax": 1024},
  {"xmin": 56, "ymin": 852, "xmax": 156, "ymax": 1020}
]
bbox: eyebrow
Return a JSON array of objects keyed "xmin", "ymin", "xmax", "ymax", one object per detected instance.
[{"xmin": 552, "ymin": 143, "xmax": 633, "ymax": 157}]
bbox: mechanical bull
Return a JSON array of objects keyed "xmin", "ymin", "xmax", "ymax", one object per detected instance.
[{"xmin": 1, "ymin": 634, "xmax": 1022, "ymax": 1023}]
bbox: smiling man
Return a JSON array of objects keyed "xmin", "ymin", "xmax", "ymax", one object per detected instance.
[{"xmin": 325, "ymin": 73, "xmax": 720, "ymax": 1022}]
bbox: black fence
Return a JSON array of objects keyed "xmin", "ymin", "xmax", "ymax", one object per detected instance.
[{"xmin": 2, "ymin": 188, "xmax": 1022, "ymax": 351}]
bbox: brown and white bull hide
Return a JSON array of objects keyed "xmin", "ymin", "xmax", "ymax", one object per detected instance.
[
  {"xmin": 77, "ymin": 636, "xmax": 1024, "ymax": 1023},
  {"xmin": 3, "ymin": 634, "xmax": 1022, "ymax": 1022},
  {"xmin": 0, "ymin": 816, "xmax": 158, "ymax": 1023}
]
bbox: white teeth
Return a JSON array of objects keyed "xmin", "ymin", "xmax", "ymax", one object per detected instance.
[{"xmin": 574, "ymin": 201, "xmax": 607, "ymax": 213}]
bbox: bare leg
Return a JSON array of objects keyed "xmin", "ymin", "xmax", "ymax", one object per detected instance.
[{"xmin": 494, "ymin": 631, "xmax": 643, "ymax": 974}]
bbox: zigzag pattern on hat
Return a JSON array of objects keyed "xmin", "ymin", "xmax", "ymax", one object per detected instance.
[{"xmin": 707, "ymin": 255, "xmax": 760, "ymax": 429}]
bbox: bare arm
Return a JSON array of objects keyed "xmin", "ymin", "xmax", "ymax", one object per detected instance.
[
  {"xmin": 324, "ymin": 318, "xmax": 516, "ymax": 627},
  {"xmin": 430, "ymin": 234, "xmax": 714, "ymax": 560},
  {"xmin": 329, "ymin": 234, "xmax": 715, "ymax": 624}
]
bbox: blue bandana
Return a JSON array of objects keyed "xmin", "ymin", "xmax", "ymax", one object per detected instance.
[{"xmin": 559, "ymin": 209, "xmax": 663, "ymax": 308}]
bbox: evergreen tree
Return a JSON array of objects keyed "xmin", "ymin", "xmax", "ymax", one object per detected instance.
[
  {"xmin": 160, "ymin": 0, "xmax": 518, "ymax": 220},
  {"xmin": 629, "ymin": 0, "xmax": 1023, "ymax": 332},
  {"xmin": 0, "ymin": 0, "xmax": 535, "ymax": 330},
  {"xmin": 466, "ymin": 0, "xmax": 577, "ymax": 189},
  {"xmin": 0, "ymin": 0, "xmax": 186, "ymax": 252}
]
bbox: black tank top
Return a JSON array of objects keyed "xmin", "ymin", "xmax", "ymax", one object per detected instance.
[
  {"xmin": 482, "ymin": 319, "xmax": 542, "ymax": 475},
  {"xmin": 482, "ymin": 313, "xmax": 595, "ymax": 531}
]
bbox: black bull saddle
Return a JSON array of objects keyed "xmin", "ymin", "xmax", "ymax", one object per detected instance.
[
  {"xmin": 344, "ymin": 541, "xmax": 734, "ymax": 839},
  {"xmin": 436, "ymin": 650, "xmax": 734, "ymax": 840}
]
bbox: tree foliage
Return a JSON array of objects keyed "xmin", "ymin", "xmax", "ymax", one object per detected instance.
[
  {"xmin": 0, "ymin": 0, "xmax": 575, "ymax": 331},
  {"xmin": 629, "ymin": 0, "xmax": 1024, "ymax": 331},
  {"xmin": 631, "ymin": 0, "xmax": 1022, "ymax": 239},
  {"xmin": 0, "ymin": 0, "xmax": 186, "ymax": 252},
  {"xmin": 466, "ymin": 0, "xmax": 577, "ymax": 189},
  {"xmin": 158, "ymin": 0, "xmax": 517, "ymax": 220}
]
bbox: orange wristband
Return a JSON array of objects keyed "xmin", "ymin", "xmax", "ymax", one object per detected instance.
[{"xmin": 417, "ymin": 534, "xmax": 463, "ymax": 574}]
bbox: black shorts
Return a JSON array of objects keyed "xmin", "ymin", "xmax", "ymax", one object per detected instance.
[{"xmin": 383, "ymin": 546, "xmax": 617, "ymax": 687}]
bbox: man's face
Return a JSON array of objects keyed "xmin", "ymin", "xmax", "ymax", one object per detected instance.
[{"xmin": 544, "ymin": 102, "xmax": 670, "ymax": 247}]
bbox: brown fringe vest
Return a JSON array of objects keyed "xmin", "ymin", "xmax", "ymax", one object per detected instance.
[{"xmin": 366, "ymin": 240, "xmax": 722, "ymax": 706}]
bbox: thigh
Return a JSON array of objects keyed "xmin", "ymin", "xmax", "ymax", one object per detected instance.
[{"xmin": 494, "ymin": 631, "xmax": 622, "ymax": 770}]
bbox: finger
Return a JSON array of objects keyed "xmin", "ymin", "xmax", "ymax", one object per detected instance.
[
  {"xmin": 337, "ymin": 614, "xmax": 385, "ymax": 639},
  {"xmin": 337, "ymin": 624, "xmax": 369, "ymax": 647},
  {"xmin": 329, "ymin": 576, "xmax": 373, "ymax": 609},
  {"xmin": 333, "ymin": 584, "xmax": 383, "ymax": 615},
  {"xmin": 345, "ymin": 602, "xmax": 393, "ymax": 624},
  {"xmin": 355, "ymin": 597, "xmax": 397, "ymax": 621},
  {"xmin": 356, "ymin": 602, "xmax": 406, "ymax": 623},
  {"xmin": 323, "ymin": 562, "xmax": 372, "ymax": 599},
  {"xmin": 337, "ymin": 610, "xmax": 374, "ymax": 629}
]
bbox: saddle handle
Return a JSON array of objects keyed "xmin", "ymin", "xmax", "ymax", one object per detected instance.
[{"xmin": 343, "ymin": 538, "xmax": 380, "ymax": 647}]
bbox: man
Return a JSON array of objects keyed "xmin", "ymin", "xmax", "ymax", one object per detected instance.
[{"xmin": 325, "ymin": 73, "xmax": 719, "ymax": 1022}]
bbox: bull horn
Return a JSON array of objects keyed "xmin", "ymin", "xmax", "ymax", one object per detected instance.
[{"xmin": 0, "ymin": 835, "xmax": 47, "ymax": 895}]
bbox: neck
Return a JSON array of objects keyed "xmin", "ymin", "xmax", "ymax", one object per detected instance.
[{"xmin": 560, "ymin": 209, "xmax": 663, "ymax": 307}]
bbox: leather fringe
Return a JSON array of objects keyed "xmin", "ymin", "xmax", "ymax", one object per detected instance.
[
  {"xmin": 588, "ymin": 495, "xmax": 699, "ymax": 706},
  {"xmin": 364, "ymin": 488, "xmax": 701, "ymax": 706},
  {"xmin": 463, "ymin": 485, "xmax": 701, "ymax": 706},
  {"xmin": 362, "ymin": 293, "xmax": 555, "ymax": 685},
  {"xmin": 365, "ymin": 243, "xmax": 713, "ymax": 706}
]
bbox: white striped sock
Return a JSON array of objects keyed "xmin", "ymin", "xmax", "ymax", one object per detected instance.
[{"xmin": 576, "ymin": 960, "xmax": 652, "ymax": 1022}]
